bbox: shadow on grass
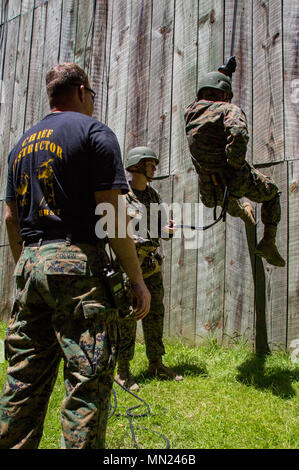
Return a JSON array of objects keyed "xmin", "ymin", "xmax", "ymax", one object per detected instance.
[
  {"xmin": 134, "ymin": 361, "xmax": 208, "ymax": 385},
  {"xmin": 236, "ymin": 353, "xmax": 299, "ymax": 399}
]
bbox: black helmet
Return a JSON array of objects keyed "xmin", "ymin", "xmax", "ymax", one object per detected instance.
[{"xmin": 197, "ymin": 71, "xmax": 233, "ymax": 100}]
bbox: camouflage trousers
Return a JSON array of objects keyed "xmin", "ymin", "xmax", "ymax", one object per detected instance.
[
  {"xmin": 118, "ymin": 271, "xmax": 165, "ymax": 364},
  {"xmin": 198, "ymin": 163, "xmax": 281, "ymax": 225},
  {"xmin": 0, "ymin": 242, "xmax": 118, "ymax": 449}
]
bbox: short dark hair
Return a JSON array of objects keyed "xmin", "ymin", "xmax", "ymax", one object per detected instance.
[{"xmin": 46, "ymin": 63, "xmax": 89, "ymax": 107}]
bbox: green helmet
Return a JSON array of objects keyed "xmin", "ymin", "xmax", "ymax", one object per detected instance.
[
  {"xmin": 125, "ymin": 146, "xmax": 159, "ymax": 170},
  {"xmin": 197, "ymin": 71, "xmax": 233, "ymax": 99}
]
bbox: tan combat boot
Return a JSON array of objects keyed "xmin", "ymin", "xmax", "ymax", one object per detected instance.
[
  {"xmin": 254, "ymin": 224, "xmax": 285, "ymax": 267},
  {"xmin": 240, "ymin": 202, "xmax": 256, "ymax": 226},
  {"xmin": 115, "ymin": 361, "xmax": 139, "ymax": 392},
  {"xmin": 148, "ymin": 358, "xmax": 183, "ymax": 382}
]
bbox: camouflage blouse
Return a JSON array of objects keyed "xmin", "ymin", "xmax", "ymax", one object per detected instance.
[{"xmin": 184, "ymin": 100, "xmax": 249, "ymax": 172}]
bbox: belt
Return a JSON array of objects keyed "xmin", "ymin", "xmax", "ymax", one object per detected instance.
[
  {"xmin": 24, "ymin": 238, "xmax": 67, "ymax": 247},
  {"xmin": 23, "ymin": 236, "xmax": 98, "ymax": 247}
]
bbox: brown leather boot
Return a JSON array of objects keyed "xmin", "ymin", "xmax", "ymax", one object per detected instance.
[
  {"xmin": 254, "ymin": 224, "xmax": 285, "ymax": 267},
  {"xmin": 240, "ymin": 202, "xmax": 256, "ymax": 226},
  {"xmin": 148, "ymin": 359, "xmax": 183, "ymax": 381},
  {"xmin": 115, "ymin": 362, "xmax": 139, "ymax": 392}
]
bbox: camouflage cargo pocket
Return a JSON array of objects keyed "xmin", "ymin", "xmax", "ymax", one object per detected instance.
[
  {"xmin": 74, "ymin": 300, "xmax": 118, "ymax": 376},
  {"xmin": 13, "ymin": 254, "xmax": 27, "ymax": 277},
  {"xmin": 44, "ymin": 259, "xmax": 87, "ymax": 275}
]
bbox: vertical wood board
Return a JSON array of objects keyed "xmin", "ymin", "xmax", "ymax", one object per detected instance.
[
  {"xmin": 25, "ymin": 2, "xmax": 47, "ymax": 129},
  {"xmin": 90, "ymin": 0, "xmax": 113, "ymax": 123},
  {"xmin": 170, "ymin": 0, "xmax": 198, "ymax": 175},
  {"xmin": 0, "ymin": 17, "xmax": 20, "ymax": 320},
  {"xmin": 195, "ymin": 0, "xmax": 225, "ymax": 345},
  {"xmin": 252, "ymin": 0, "xmax": 284, "ymax": 165},
  {"xmin": 223, "ymin": 0, "xmax": 255, "ymax": 345},
  {"xmin": 59, "ymin": 0, "xmax": 78, "ymax": 63},
  {"xmin": 283, "ymin": 0, "xmax": 299, "ymax": 161},
  {"xmin": 125, "ymin": 0, "xmax": 152, "ymax": 151},
  {"xmin": 147, "ymin": 0, "xmax": 175, "ymax": 177},
  {"xmin": 75, "ymin": 0, "xmax": 96, "ymax": 70},
  {"xmin": 39, "ymin": 0, "xmax": 63, "ymax": 118},
  {"xmin": 255, "ymin": 163, "xmax": 288, "ymax": 348},
  {"xmin": 288, "ymin": 160, "xmax": 299, "ymax": 344},
  {"xmin": 106, "ymin": 0, "xmax": 132, "ymax": 157}
]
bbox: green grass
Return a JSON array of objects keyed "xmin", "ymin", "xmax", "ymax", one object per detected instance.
[{"xmin": 0, "ymin": 321, "xmax": 298, "ymax": 449}]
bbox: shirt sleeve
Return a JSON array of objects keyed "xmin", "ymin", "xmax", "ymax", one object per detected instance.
[
  {"xmin": 88, "ymin": 123, "xmax": 129, "ymax": 194},
  {"xmin": 5, "ymin": 152, "xmax": 16, "ymax": 202},
  {"xmin": 223, "ymin": 104, "xmax": 249, "ymax": 169}
]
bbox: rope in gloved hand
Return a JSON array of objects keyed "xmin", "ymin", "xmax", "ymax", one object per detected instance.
[{"xmin": 109, "ymin": 378, "xmax": 170, "ymax": 449}]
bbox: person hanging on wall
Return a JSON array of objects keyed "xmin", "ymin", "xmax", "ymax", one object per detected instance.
[
  {"xmin": 184, "ymin": 68, "xmax": 285, "ymax": 267},
  {"xmin": 0, "ymin": 63, "xmax": 151, "ymax": 449},
  {"xmin": 115, "ymin": 146, "xmax": 183, "ymax": 392}
]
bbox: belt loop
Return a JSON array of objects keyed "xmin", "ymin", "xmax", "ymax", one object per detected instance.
[
  {"xmin": 66, "ymin": 233, "xmax": 72, "ymax": 246},
  {"xmin": 38, "ymin": 238, "xmax": 43, "ymax": 247}
]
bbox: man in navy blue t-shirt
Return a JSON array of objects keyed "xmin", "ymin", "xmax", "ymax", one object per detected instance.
[{"xmin": 0, "ymin": 63, "xmax": 150, "ymax": 449}]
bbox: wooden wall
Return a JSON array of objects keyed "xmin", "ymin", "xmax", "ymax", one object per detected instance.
[{"xmin": 0, "ymin": 0, "xmax": 298, "ymax": 351}]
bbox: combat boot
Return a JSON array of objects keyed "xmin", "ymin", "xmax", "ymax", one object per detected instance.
[
  {"xmin": 239, "ymin": 202, "xmax": 256, "ymax": 226},
  {"xmin": 148, "ymin": 358, "xmax": 183, "ymax": 381},
  {"xmin": 115, "ymin": 361, "xmax": 139, "ymax": 392},
  {"xmin": 254, "ymin": 224, "xmax": 285, "ymax": 267}
]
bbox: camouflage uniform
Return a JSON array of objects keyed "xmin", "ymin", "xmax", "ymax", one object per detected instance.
[
  {"xmin": 184, "ymin": 100, "xmax": 281, "ymax": 225},
  {"xmin": 118, "ymin": 185, "xmax": 167, "ymax": 364},
  {"xmin": 0, "ymin": 242, "xmax": 118, "ymax": 449}
]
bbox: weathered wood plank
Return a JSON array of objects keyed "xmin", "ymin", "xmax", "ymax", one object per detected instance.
[
  {"xmin": 194, "ymin": 0, "xmax": 225, "ymax": 345},
  {"xmin": 106, "ymin": 0, "xmax": 132, "ymax": 156},
  {"xmin": 147, "ymin": 0, "xmax": 174, "ymax": 177},
  {"xmin": 59, "ymin": 0, "xmax": 78, "ymax": 63},
  {"xmin": 288, "ymin": 160, "xmax": 299, "ymax": 345},
  {"xmin": 151, "ymin": 176, "xmax": 173, "ymax": 337},
  {"xmin": 168, "ymin": 172, "xmax": 185, "ymax": 339},
  {"xmin": 172, "ymin": 170, "xmax": 199, "ymax": 343},
  {"xmin": 75, "ymin": 0, "xmax": 95, "ymax": 70},
  {"xmin": 90, "ymin": 0, "xmax": 113, "ymax": 123},
  {"xmin": 224, "ymin": 0, "xmax": 253, "ymax": 163},
  {"xmin": 0, "ymin": 17, "xmax": 20, "ymax": 321},
  {"xmin": 197, "ymin": 0, "xmax": 224, "ymax": 78},
  {"xmin": 283, "ymin": 0, "xmax": 299, "ymax": 161},
  {"xmin": 0, "ymin": 18, "xmax": 20, "ymax": 198},
  {"xmin": 223, "ymin": 0, "xmax": 255, "ymax": 345},
  {"xmin": 195, "ymin": 209, "xmax": 226, "ymax": 345},
  {"xmin": 169, "ymin": 0, "xmax": 198, "ymax": 342},
  {"xmin": 39, "ymin": 0, "xmax": 63, "ymax": 118},
  {"xmin": 1, "ymin": 1, "xmax": 35, "ymax": 322},
  {"xmin": 7, "ymin": 0, "xmax": 21, "ymax": 20},
  {"xmin": 255, "ymin": 163, "xmax": 288, "ymax": 349},
  {"xmin": 9, "ymin": 1, "xmax": 35, "ymax": 147},
  {"xmin": 252, "ymin": 0, "xmax": 284, "ymax": 165},
  {"xmin": 125, "ymin": 0, "xmax": 152, "ymax": 151},
  {"xmin": 170, "ymin": 0, "xmax": 198, "ymax": 175},
  {"xmin": 25, "ymin": 1, "xmax": 47, "ymax": 128}
]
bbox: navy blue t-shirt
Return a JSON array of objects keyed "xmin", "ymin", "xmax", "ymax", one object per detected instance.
[{"xmin": 6, "ymin": 111, "xmax": 129, "ymax": 243}]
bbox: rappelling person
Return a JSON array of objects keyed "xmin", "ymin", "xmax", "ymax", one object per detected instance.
[
  {"xmin": 115, "ymin": 146, "xmax": 183, "ymax": 391},
  {"xmin": 184, "ymin": 59, "xmax": 285, "ymax": 267}
]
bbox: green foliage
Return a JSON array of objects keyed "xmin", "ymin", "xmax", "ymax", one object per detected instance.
[{"xmin": 0, "ymin": 323, "xmax": 298, "ymax": 449}]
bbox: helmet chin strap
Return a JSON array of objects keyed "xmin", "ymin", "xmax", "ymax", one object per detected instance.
[{"xmin": 129, "ymin": 162, "xmax": 153, "ymax": 182}]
